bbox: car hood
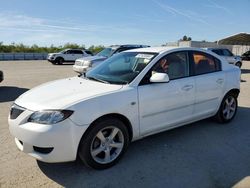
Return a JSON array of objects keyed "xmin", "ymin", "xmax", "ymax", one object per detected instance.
[
  {"xmin": 48, "ymin": 53, "xmax": 60, "ymax": 56},
  {"xmin": 15, "ymin": 77, "xmax": 123, "ymax": 111},
  {"xmin": 77, "ymin": 55, "xmax": 107, "ymax": 62}
]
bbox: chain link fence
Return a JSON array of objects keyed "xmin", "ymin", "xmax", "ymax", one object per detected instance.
[{"xmin": 0, "ymin": 53, "xmax": 48, "ymax": 61}]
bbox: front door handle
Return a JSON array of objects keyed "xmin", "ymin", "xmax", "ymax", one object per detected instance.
[{"xmin": 182, "ymin": 85, "xmax": 193, "ymax": 91}]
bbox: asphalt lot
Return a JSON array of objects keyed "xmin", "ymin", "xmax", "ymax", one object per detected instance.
[{"xmin": 0, "ymin": 60, "xmax": 250, "ymax": 188}]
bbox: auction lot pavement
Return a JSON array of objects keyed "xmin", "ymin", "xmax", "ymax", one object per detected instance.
[{"xmin": 1, "ymin": 60, "xmax": 250, "ymax": 188}]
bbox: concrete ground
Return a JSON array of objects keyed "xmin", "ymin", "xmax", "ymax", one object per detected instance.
[{"xmin": 0, "ymin": 60, "xmax": 250, "ymax": 188}]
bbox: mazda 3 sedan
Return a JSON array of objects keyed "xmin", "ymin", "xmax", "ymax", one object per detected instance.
[{"xmin": 9, "ymin": 47, "xmax": 241, "ymax": 169}]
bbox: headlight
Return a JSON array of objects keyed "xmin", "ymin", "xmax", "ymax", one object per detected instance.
[
  {"xmin": 28, "ymin": 110, "xmax": 73, "ymax": 124},
  {"xmin": 83, "ymin": 61, "xmax": 92, "ymax": 66}
]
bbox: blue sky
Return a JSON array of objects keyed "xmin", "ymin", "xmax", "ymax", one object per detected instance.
[{"xmin": 0, "ymin": 0, "xmax": 249, "ymax": 47}]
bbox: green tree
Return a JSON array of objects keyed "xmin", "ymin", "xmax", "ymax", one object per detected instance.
[
  {"xmin": 182, "ymin": 35, "xmax": 188, "ymax": 41},
  {"xmin": 88, "ymin": 45, "xmax": 105, "ymax": 54},
  {"xmin": 0, "ymin": 42, "xmax": 105, "ymax": 54},
  {"xmin": 181, "ymin": 35, "xmax": 192, "ymax": 41}
]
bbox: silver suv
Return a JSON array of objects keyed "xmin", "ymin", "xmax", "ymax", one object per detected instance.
[
  {"xmin": 47, "ymin": 49, "xmax": 93, "ymax": 65},
  {"xmin": 206, "ymin": 48, "xmax": 242, "ymax": 68},
  {"xmin": 73, "ymin": 44, "xmax": 150, "ymax": 74}
]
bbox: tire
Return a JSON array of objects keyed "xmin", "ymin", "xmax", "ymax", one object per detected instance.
[
  {"xmin": 55, "ymin": 57, "xmax": 64, "ymax": 65},
  {"xmin": 78, "ymin": 118, "xmax": 130, "ymax": 169},
  {"xmin": 235, "ymin": 62, "xmax": 242, "ymax": 68},
  {"xmin": 214, "ymin": 93, "xmax": 238, "ymax": 123}
]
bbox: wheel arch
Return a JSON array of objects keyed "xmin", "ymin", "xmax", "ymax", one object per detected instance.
[
  {"xmin": 225, "ymin": 88, "xmax": 240, "ymax": 98},
  {"xmin": 214, "ymin": 88, "xmax": 240, "ymax": 117},
  {"xmin": 55, "ymin": 56, "xmax": 64, "ymax": 61},
  {"xmin": 235, "ymin": 61, "xmax": 242, "ymax": 67},
  {"xmin": 80, "ymin": 113, "xmax": 133, "ymax": 143},
  {"xmin": 214, "ymin": 88, "xmax": 239, "ymax": 123}
]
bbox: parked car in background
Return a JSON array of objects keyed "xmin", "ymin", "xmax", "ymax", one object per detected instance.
[
  {"xmin": 241, "ymin": 50, "xmax": 250, "ymax": 61},
  {"xmin": 206, "ymin": 48, "xmax": 242, "ymax": 68},
  {"xmin": 47, "ymin": 49, "xmax": 93, "ymax": 65},
  {"xmin": 73, "ymin": 44, "xmax": 150, "ymax": 74},
  {"xmin": 0, "ymin": 71, "xmax": 3, "ymax": 83},
  {"xmin": 9, "ymin": 47, "xmax": 240, "ymax": 169}
]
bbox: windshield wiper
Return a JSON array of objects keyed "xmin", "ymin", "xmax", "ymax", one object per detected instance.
[{"xmin": 86, "ymin": 76, "xmax": 110, "ymax": 84}]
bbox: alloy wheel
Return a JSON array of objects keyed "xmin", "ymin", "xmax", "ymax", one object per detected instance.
[
  {"xmin": 90, "ymin": 126, "xmax": 124, "ymax": 164},
  {"xmin": 222, "ymin": 96, "xmax": 236, "ymax": 120}
]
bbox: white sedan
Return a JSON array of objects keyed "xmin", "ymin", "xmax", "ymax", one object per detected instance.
[{"xmin": 9, "ymin": 47, "xmax": 241, "ymax": 169}]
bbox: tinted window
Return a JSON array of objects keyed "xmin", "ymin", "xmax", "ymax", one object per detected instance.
[
  {"xmin": 242, "ymin": 51, "xmax": 249, "ymax": 56},
  {"xmin": 96, "ymin": 48, "xmax": 115, "ymax": 57},
  {"xmin": 152, "ymin": 52, "xmax": 189, "ymax": 80},
  {"xmin": 85, "ymin": 50, "xmax": 93, "ymax": 55},
  {"xmin": 114, "ymin": 47, "xmax": 128, "ymax": 53},
  {"xmin": 211, "ymin": 49, "xmax": 223, "ymax": 56},
  {"xmin": 192, "ymin": 52, "xmax": 221, "ymax": 75},
  {"xmin": 65, "ymin": 50, "xmax": 73, "ymax": 54},
  {"xmin": 73, "ymin": 50, "xmax": 83, "ymax": 54},
  {"xmin": 222, "ymin": 49, "xmax": 233, "ymax": 56}
]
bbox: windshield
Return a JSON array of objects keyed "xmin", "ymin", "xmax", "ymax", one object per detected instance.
[
  {"xmin": 59, "ymin": 49, "xmax": 67, "ymax": 54},
  {"xmin": 85, "ymin": 52, "xmax": 157, "ymax": 84},
  {"xmin": 96, "ymin": 48, "xmax": 115, "ymax": 57}
]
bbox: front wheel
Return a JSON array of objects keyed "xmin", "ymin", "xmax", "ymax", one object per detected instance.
[
  {"xmin": 215, "ymin": 93, "xmax": 238, "ymax": 123},
  {"xmin": 78, "ymin": 118, "xmax": 130, "ymax": 169},
  {"xmin": 55, "ymin": 57, "xmax": 64, "ymax": 65}
]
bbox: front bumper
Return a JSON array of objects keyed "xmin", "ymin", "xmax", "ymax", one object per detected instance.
[
  {"xmin": 8, "ymin": 108, "xmax": 88, "ymax": 163},
  {"xmin": 47, "ymin": 59, "xmax": 54, "ymax": 62},
  {"xmin": 47, "ymin": 56, "xmax": 56, "ymax": 63}
]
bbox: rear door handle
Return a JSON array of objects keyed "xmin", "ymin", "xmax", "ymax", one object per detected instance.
[
  {"xmin": 216, "ymin": 78, "xmax": 224, "ymax": 84},
  {"xmin": 182, "ymin": 85, "xmax": 193, "ymax": 91}
]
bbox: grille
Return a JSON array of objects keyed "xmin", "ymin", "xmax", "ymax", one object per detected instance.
[
  {"xmin": 10, "ymin": 104, "xmax": 26, "ymax": 119},
  {"xmin": 75, "ymin": 61, "xmax": 82, "ymax": 66}
]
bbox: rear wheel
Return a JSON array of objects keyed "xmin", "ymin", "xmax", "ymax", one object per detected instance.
[
  {"xmin": 215, "ymin": 93, "xmax": 238, "ymax": 123},
  {"xmin": 78, "ymin": 118, "xmax": 129, "ymax": 169}
]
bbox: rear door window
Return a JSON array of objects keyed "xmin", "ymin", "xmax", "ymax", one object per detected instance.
[
  {"xmin": 73, "ymin": 50, "xmax": 83, "ymax": 54},
  {"xmin": 192, "ymin": 51, "xmax": 221, "ymax": 75}
]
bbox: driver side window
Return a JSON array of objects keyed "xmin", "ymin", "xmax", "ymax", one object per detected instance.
[
  {"xmin": 152, "ymin": 51, "xmax": 189, "ymax": 80},
  {"xmin": 140, "ymin": 51, "xmax": 189, "ymax": 85}
]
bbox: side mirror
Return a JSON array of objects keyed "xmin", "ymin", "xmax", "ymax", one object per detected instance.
[{"xmin": 150, "ymin": 73, "xmax": 169, "ymax": 83}]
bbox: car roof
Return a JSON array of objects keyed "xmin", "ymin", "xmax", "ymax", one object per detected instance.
[
  {"xmin": 205, "ymin": 48, "xmax": 228, "ymax": 50},
  {"xmin": 126, "ymin": 46, "xmax": 218, "ymax": 54},
  {"xmin": 109, "ymin": 44, "xmax": 150, "ymax": 49},
  {"xmin": 126, "ymin": 46, "xmax": 179, "ymax": 53},
  {"xmin": 64, "ymin": 48, "xmax": 85, "ymax": 51}
]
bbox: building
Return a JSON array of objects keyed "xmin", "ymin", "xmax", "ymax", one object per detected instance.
[{"xmin": 165, "ymin": 33, "xmax": 250, "ymax": 55}]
